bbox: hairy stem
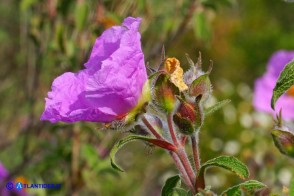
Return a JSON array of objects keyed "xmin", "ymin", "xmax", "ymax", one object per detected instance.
[
  {"xmin": 167, "ymin": 113, "xmax": 196, "ymax": 192},
  {"xmin": 170, "ymin": 152, "xmax": 195, "ymax": 194},
  {"xmin": 167, "ymin": 113, "xmax": 179, "ymax": 146},
  {"xmin": 191, "ymin": 133, "xmax": 201, "ymax": 171},
  {"xmin": 142, "ymin": 115, "xmax": 196, "ymax": 193},
  {"xmin": 142, "ymin": 115, "xmax": 164, "ymax": 140},
  {"xmin": 176, "ymin": 148, "xmax": 196, "ymax": 186},
  {"xmin": 195, "ymin": 170, "xmax": 205, "ymax": 193}
]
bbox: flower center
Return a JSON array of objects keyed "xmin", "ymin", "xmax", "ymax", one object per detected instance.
[{"xmin": 287, "ymin": 85, "xmax": 294, "ymax": 97}]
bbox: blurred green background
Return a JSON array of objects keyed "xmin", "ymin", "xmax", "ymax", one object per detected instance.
[{"xmin": 1, "ymin": 0, "xmax": 294, "ymax": 195}]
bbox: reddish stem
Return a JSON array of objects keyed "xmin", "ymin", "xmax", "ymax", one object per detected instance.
[
  {"xmin": 181, "ymin": 136, "xmax": 187, "ymax": 146},
  {"xmin": 191, "ymin": 133, "xmax": 201, "ymax": 171},
  {"xmin": 142, "ymin": 114, "xmax": 197, "ymax": 193},
  {"xmin": 167, "ymin": 113, "xmax": 196, "ymax": 190},
  {"xmin": 176, "ymin": 148, "xmax": 196, "ymax": 186},
  {"xmin": 167, "ymin": 113, "xmax": 179, "ymax": 146},
  {"xmin": 170, "ymin": 152, "xmax": 195, "ymax": 194},
  {"xmin": 142, "ymin": 115, "xmax": 164, "ymax": 140},
  {"xmin": 195, "ymin": 170, "xmax": 205, "ymax": 193}
]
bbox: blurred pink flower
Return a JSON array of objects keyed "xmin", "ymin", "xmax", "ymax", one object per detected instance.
[
  {"xmin": 0, "ymin": 162, "xmax": 8, "ymax": 180},
  {"xmin": 0, "ymin": 162, "xmax": 9, "ymax": 196},
  {"xmin": 41, "ymin": 17, "xmax": 147, "ymax": 123},
  {"xmin": 253, "ymin": 50, "xmax": 294, "ymax": 120},
  {"xmin": 0, "ymin": 162, "xmax": 27, "ymax": 196}
]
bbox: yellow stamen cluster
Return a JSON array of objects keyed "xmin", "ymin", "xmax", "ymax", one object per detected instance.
[{"xmin": 164, "ymin": 58, "xmax": 188, "ymax": 91}]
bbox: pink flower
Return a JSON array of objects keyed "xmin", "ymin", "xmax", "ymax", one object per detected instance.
[
  {"xmin": 253, "ymin": 50, "xmax": 294, "ymax": 120},
  {"xmin": 41, "ymin": 17, "xmax": 147, "ymax": 123},
  {"xmin": 0, "ymin": 162, "xmax": 27, "ymax": 196}
]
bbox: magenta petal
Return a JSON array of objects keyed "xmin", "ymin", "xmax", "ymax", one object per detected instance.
[
  {"xmin": 41, "ymin": 17, "xmax": 147, "ymax": 123},
  {"xmin": 253, "ymin": 50, "xmax": 294, "ymax": 120},
  {"xmin": 267, "ymin": 50, "xmax": 294, "ymax": 77},
  {"xmin": 0, "ymin": 162, "xmax": 8, "ymax": 179}
]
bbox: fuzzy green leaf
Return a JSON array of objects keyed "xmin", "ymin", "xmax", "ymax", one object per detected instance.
[
  {"xmin": 110, "ymin": 135, "xmax": 154, "ymax": 172},
  {"xmin": 200, "ymin": 156, "xmax": 249, "ymax": 180},
  {"xmin": 205, "ymin": 99, "xmax": 231, "ymax": 116},
  {"xmin": 271, "ymin": 60, "xmax": 294, "ymax": 109},
  {"xmin": 161, "ymin": 175, "xmax": 181, "ymax": 196},
  {"xmin": 221, "ymin": 180, "xmax": 266, "ymax": 196}
]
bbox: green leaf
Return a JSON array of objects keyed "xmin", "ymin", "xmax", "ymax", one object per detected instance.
[
  {"xmin": 161, "ymin": 175, "xmax": 181, "ymax": 196},
  {"xmin": 110, "ymin": 135, "xmax": 154, "ymax": 172},
  {"xmin": 204, "ymin": 99, "xmax": 231, "ymax": 116},
  {"xmin": 289, "ymin": 177, "xmax": 294, "ymax": 196},
  {"xmin": 271, "ymin": 60, "xmax": 294, "ymax": 109},
  {"xmin": 199, "ymin": 156, "xmax": 249, "ymax": 180},
  {"xmin": 221, "ymin": 180, "xmax": 266, "ymax": 196}
]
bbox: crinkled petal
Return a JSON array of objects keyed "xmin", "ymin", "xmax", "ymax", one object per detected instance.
[
  {"xmin": 41, "ymin": 17, "xmax": 147, "ymax": 123},
  {"xmin": 41, "ymin": 71, "xmax": 123, "ymax": 123},
  {"xmin": 267, "ymin": 50, "xmax": 294, "ymax": 77},
  {"xmin": 83, "ymin": 17, "xmax": 147, "ymax": 119},
  {"xmin": 84, "ymin": 17, "xmax": 142, "ymax": 70}
]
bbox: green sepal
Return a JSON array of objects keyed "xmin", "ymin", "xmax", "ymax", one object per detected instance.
[
  {"xmin": 189, "ymin": 74, "xmax": 211, "ymax": 100},
  {"xmin": 161, "ymin": 175, "xmax": 181, "ymax": 196},
  {"xmin": 173, "ymin": 96, "xmax": 199, "ymax": 135},
  {"xmin": 149, "ymin": 71, "xmax": 163, "ymax": 80},
  {"xmin": 204, "ymin": 99, "xmax": 231, "ymax": 117},
  {"xmin": 198, "ymin": 156, "xmax": 249, "ymax": 180},
  {"xmin": 173, "ymin": 114, "xmax": 195, "ymax": 135},
  {"xmin": 154, "ymin": 73, "xmax": 179, "ymax": 113},
  {"xmin": 271, "ymin": 129, "xmax": 294, "ymax": 158},
  {"xmin": 193, "ymin": 95, "xmax": 204, "ymax": 129},
  {"xmin": 271, "ymin": 60, "xmax": 294, "ymax": 109},
  {"xmin": 221, "ymin": 180, "xmax": 266, "ymax": 196},
  {"xmin": 173, "ymin": 188, "xmax": 193, "ymax": 196},
  {"xmin": 125, "ymin": 81, "xmax": 151, "ymax": 123}
]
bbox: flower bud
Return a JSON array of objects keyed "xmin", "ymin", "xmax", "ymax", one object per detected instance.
[
  {"xmin": 271, "ymin": 128, "xmax": 294, "ymax": 158},
  {"xmin": 189, "ymin": 74, "xmax": 211, "ymax": 101},
  {"xmin": 153, "ymin": 73, "xmax": 179, "ymax": 113},
  {"xmin": 173, "ymin": 101, "xmax": 196, "ymax": 135},
  {"xmin": 173, "ymin": 96, "xmax": 203, "ymax": 135}
]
